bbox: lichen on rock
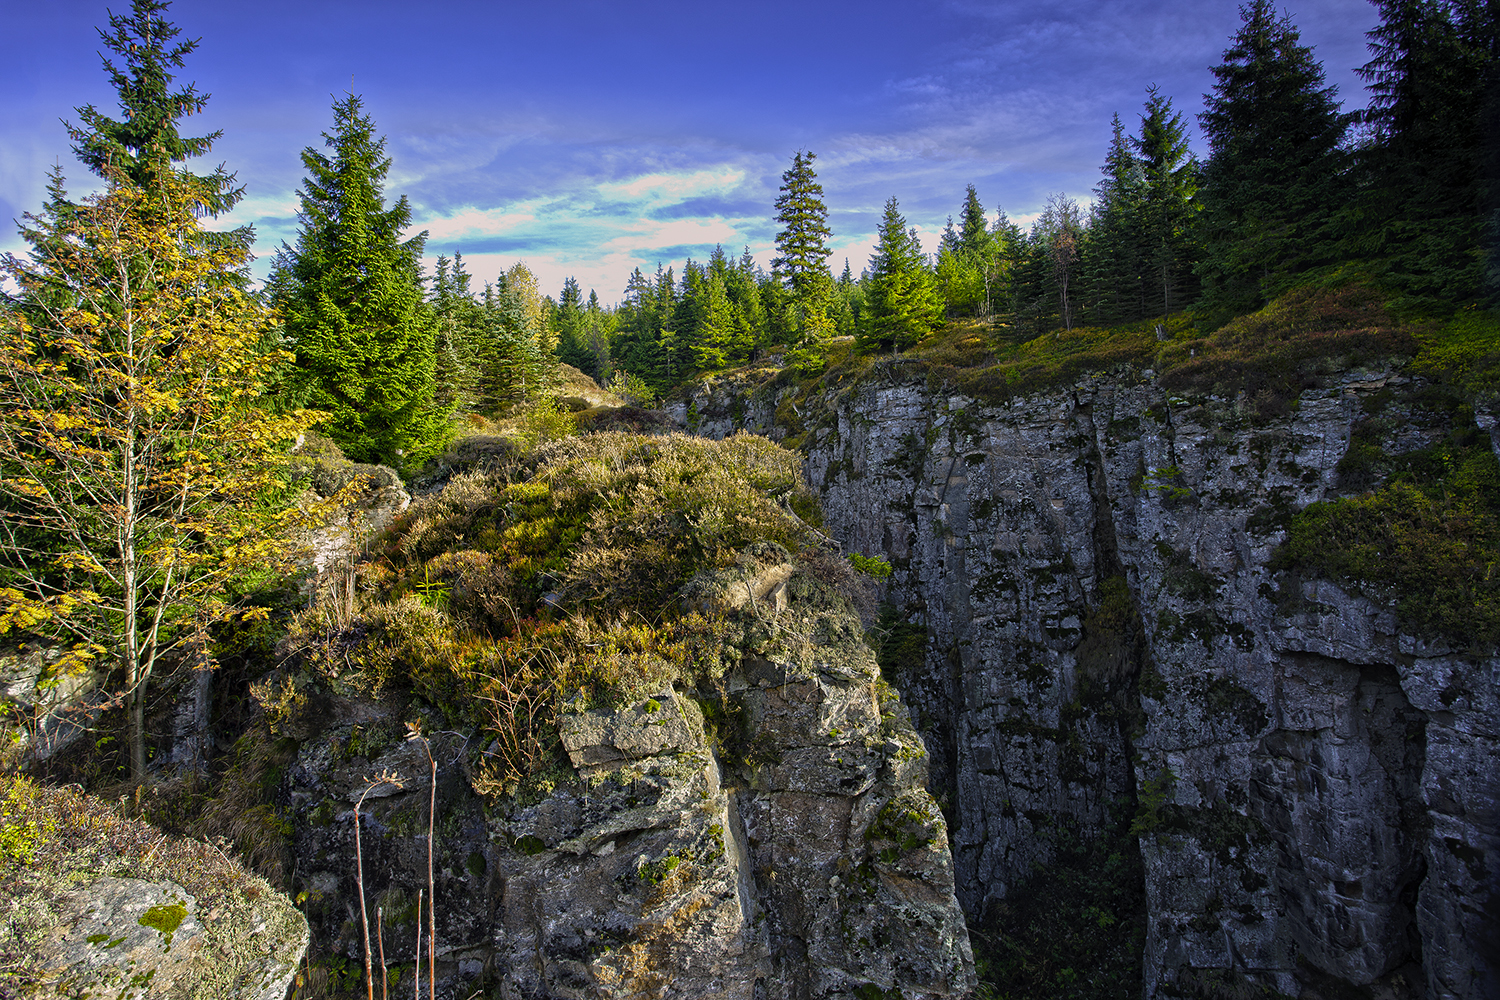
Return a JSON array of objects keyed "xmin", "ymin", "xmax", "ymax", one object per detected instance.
[{"xmin": 267, "ymin": 429, "xmax": 974, "ymax": 999}]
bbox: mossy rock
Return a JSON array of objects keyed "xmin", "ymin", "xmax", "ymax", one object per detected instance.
[{"xmin": 0, "ymin": 776, "xmax": 307, "ymax": 999}]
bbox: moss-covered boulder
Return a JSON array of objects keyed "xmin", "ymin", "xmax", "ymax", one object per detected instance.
[
  {"xmin": 260, "ymin": 430, "xmax": 973, "ymax": 999},
  {"xmin": 0, "ymin": 777, "xmax": 307, "ymax": 999}
]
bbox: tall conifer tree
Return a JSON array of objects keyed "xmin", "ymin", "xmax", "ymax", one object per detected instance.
[
  {"xmin": 555, "ymin": 276, "xmax": 600, "ymax": 378},
  {"xmin": 1195, "ymin": 1, "xmax": 1350, "ymax": 326},
  {"xmin": 772, "ymin": 150, "xmax": 836, "ymax": 368},
  {"xmin": 958, "ymin": 185, "xmax": 992, "ymax": 258},
  {"xmin": 1089, "ymin": 114, "xmax": 1149, "ymax": 324},
  {"xmin": 270, "ymin": 94, "xmax": 446, "ymax": 470},
  {"xmin": 1135, "ymin": 87, "xmax": 1201, "ymax": 316}
]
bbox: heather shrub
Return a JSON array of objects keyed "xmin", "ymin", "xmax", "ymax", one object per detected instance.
[{"xmin": 277, "ymin": 430, "xmax": 827, "ymax": 794}]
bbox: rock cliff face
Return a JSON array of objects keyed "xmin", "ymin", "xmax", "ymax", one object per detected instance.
[
  {"xmin": 671, "ymin": 367, "xmax": 1499, "ymax": 1000},
  {"xmin": 277, "ymin": 546, "xmax": 973, "ymax": 999}
]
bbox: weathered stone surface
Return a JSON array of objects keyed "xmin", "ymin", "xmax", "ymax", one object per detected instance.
[
  {"xmin": 31, "ymin": 876, "xmax": 305, "ymax": 1000},
  {"xmin": 0, "ymin": 647, "xmax": 106, "ymax": 765},
  {"xmin": 681, "ymin": 366, "xmax": 1498, "ymax": 1000},
  {"xmin": 281, "ymin": 552, "xmax": 973, "ymax": 999},
  {"xmin": 559, "ymin": 689, "xmax": 703, "ymax": 770}
]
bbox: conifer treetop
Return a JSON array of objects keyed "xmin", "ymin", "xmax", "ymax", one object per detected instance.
[
  {"xmin": 772, "ymin": 150, "xmax": 834, "ymax": 294},
  {"xmin": 270, "ymin": 92, "xmax": 445, "ymax": 469},
  {"xmin": 68, "ymin": 0, "xmax": 241, "ymax": 214}
]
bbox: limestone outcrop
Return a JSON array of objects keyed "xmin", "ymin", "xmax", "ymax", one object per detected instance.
[
  {"xmin": 274, "ymin": 546, "xmax": 973, "ymax": 999},
  {"xmin": 673, "ymin": 365, "xmax": 1499, "ymax": 1000}
]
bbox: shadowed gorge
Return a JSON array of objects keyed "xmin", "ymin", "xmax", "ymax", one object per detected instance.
[{"xmin": 2, "ymin": 1, "xmax": 1498, "ymax": 998}]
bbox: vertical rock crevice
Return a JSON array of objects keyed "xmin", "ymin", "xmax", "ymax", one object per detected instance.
[{"xmin": 780, "ymin": 369, "xmax": 1497, "ymax": 999}]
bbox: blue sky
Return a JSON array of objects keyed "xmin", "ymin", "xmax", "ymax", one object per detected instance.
[{"xmin": 3, "ymin": 0, "xmax": 1378, "ymax": 302}]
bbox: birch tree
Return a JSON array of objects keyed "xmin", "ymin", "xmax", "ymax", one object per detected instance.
[{"xmin": 0, "ymin": 168, "xmax": 320, "ymax": 780}]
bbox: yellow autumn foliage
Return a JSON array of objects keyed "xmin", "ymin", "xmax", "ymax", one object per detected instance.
[{"xmin": 0, "ymin": 168, "xmax": 328, "ymax": 778}]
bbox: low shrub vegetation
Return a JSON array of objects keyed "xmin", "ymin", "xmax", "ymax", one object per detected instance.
[
  {"xmin": 1157, "ymin": 280, "xmax": 1419, "ymax": 414},
  {"xmin": 764, "ymin": 279, "xmax": 1429, "ymax": 413},
  {"xmin": 277, "ymin": 430, "xmax": 836, "ymax": 795},
  {"xmin": 1275, "ymin": 414, "xmax": 1500, "ymax": 650}
]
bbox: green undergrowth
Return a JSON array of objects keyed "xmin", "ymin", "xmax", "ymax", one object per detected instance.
[
  {"xmin": 276, "ymin": 430, "xmax": 850, "ymax": 796},
  {"xmin": 1411, "ymin": 306, "xmax": 1500, "ymax": 399},
  {"xmin": 814, "ymin": 316, "xmax": 1167, "ymax": 404},
  {"xmin": 772, "ymin": 278, "xmax": 1429, "ymax": 411},
  {"xmin": 1157, "ymin": 281, "xmax": 1419, "ymax": 416},
  {"xmin": 1274, "ymin": 405, "xmax": 1500, "ymax": 650},
  {"xmin": 971, "ymin": 814, "xmax": 1146, "ymax": 1000},
  {"xmin": 959, "ymin": 316, "xmax": 1171, "ymax": 399}
]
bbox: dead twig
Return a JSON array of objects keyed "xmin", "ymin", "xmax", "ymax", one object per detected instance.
[{"xmin": 355, "ymin": 768, "xmax": 403, "ymax": 1000}]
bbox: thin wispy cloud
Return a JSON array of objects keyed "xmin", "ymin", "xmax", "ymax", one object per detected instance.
[
  {"xmin": 2, "ymin": 0, "xmax": 1380, "ymax": 301},
  {"xmin": 598, "ymin": 168, "xmax": 747, "ymax": 205}
]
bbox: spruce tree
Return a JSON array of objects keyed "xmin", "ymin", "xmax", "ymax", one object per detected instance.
[
  {"xmin": 610, "ymin": 267, "xmax": 657, "ymax": 384},
  {"xmin": 1195, "ymin": 1, "xmax": 1350, "ymax": 326},
  {"xmin": 728, "ymin": 248, "xmax": 768, "ymax": 351},
  {"xmin": 834, "ymin": 258, "xmax": 862, "ymax": 336},
  {"xmin": 429, "ymin": 253, "xmax": 495, "ymax": 411},
  {"xmin": 1355, "ymin": 0, "xmax": 1498, "ymax": 305},
  {"xmin": 958, "ymin": 184, "xmax": 992, "ymax": 258},
  {"xmin": 1089, "ymin": 114, "xmax": 1149, "ymax": 324},
  {"xmin": 1008, "ymin": 226, "xmax": 1056, "ymax": 338},
  {"xmin": 772, "ymin": 150, "xmax": 836, "ymax": 368},
  {"xmin": 989, "ymin": 210, "xmax": 1026, "ymax": 334},
  {"xmin": 686, "ymin": 265, "xmax": 740, "ymax": 372},
  {"xmin": 859, "ymin": 196, "xmax": 941, "ymax": 352},
  {"xmin": 935, "ymin": 186, "xmax": 996, "ymax": 317},
  {"xmin": 476, "ymin": 279, "xmax": 550, "ymax": 409},
  {"xmin": 270, "ymin": 94, "xmax": 447, "ymax": 470},
  {"xmin": 1135, "ymin": 87, "xmax": 1201, "ymax": 317},
  {"xmin": 68, "ymin": 0, "xmax": 242, "ymax": 217},
  {"xmin": 939, "ymin": 217, "xmax": 961, "ymax": 256},
  {"xmin": 555, "ymin": 276, "xmax": 600, "ymax": 378}
]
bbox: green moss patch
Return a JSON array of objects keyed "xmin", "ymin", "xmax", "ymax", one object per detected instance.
[
  {"xmin": 1274, "ymin": 414, "xmax": 1500, "ymax": 650},
  {"xmin": 139, "ymin": 901, "xmax": 188, "ymax": 947}
]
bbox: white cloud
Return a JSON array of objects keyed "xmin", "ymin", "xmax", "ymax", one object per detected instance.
[
  {"xmin": 203, "ymin": 192, "xmax": 302, "ymax": 233},
  {"xmin": 597, "ymin": 167, "xmax": 745, "ymax": 205},
  {"xmin": 421, "ymin": 206, "xmax": 540, "ymax": 242},
  {"xmin": 600, "ymin": 216, "xmax": 742, "ymax": 252}
]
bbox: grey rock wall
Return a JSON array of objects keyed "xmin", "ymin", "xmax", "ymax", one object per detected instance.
[
  {"xmin": 278, "ymin": 551, "xmax": 973, "ymax": 999},
  {"xmin": 677, "ymin": 367, "xmax": 1499, "ymax": 1000}
]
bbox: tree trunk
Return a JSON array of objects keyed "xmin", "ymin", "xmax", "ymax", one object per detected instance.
[{"xmin": 123, "ymin": 413, "xmax": 146, "ymax": 783}]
